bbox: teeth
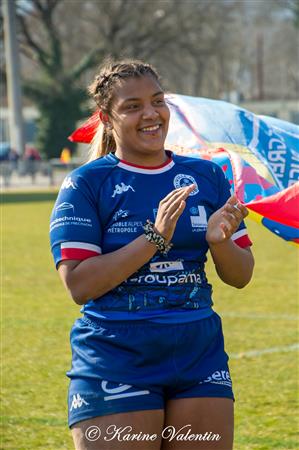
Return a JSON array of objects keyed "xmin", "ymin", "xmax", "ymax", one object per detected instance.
[{"xmin": 141, "ymin": 125, "xmax": 160, "ymax": 132}]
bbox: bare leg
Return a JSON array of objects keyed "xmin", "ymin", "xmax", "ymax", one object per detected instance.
[
  {"xmin": 71, "ymin": 409, "xmax": 164, "ymax": 450},
  {"xmin": 161, "ymin": 398, "xmax": 234, "ymax": 450}
]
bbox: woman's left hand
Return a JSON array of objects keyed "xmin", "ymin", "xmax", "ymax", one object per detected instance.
[{"xmin": 206, "ymin": 195, "xmax": 249, "ymax": 245}]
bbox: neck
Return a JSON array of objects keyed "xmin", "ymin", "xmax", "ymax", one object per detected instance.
[{"xmin": 114, "ymin": 149, "xmax": 169, "ymax": 167}]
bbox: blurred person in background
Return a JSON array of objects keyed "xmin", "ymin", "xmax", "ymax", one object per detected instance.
[{"xmin": 50, "ymin": 58, "xmax": 254, "ymax": 450}]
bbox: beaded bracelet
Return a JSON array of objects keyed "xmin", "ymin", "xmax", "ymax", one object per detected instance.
[{"xmin": 143, "ymin": 220, "xmax": 173, "ymax": 256}]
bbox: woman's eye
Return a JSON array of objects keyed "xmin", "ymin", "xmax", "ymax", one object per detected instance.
[
  {"xmin": 127, "ymin": 104, "xmax": 139, "ymax": 110},
  {"xmin": 154, "ymin": 99, "xmax": 165, "ymax": 105}
]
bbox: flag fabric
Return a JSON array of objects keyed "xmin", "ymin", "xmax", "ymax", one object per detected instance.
[{"xmin": 69, "ymin": 94, "xmax": 299, "ymax": 245}]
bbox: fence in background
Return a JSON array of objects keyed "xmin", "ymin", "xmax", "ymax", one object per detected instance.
[{"xmin": 0, "ymin": 159, "xmax": 82, "ymax": 189}]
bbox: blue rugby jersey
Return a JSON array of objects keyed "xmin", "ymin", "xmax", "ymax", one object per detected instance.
[{"xmin": 50, "ymin": 151, "xmax": 252, "ymax": 322}]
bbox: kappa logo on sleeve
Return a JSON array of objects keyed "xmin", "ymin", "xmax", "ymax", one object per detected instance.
[{"xmin": 61, "ymin": 177, "xmax": 77, "ymax": 190}]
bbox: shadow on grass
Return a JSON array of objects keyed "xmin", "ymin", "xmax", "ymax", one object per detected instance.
[{"xmin": 1, "ymin": 191, "xmax": 58, "ymax": 204}]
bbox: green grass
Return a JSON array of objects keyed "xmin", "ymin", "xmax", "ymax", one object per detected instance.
[{"xmin": 1, "ymin": 191, "xmax": 298, "ymax": 449}]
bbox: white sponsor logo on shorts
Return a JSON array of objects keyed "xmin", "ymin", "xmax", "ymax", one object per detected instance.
[
  {"xmin": 199, "ymin": 370, "xmax": 232, "ymax": 387},
  {"xmin": 101, "ymin": 381, "xmax": 150, "ymax": 401},
  {"xmin": 70, "ymin": 393, "xmax": 89, "ymax": 411}
]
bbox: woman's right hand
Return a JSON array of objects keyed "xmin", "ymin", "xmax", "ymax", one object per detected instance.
[{"xmin": 154, "ymin": 184, "xmax": 196, "ymax": 242}]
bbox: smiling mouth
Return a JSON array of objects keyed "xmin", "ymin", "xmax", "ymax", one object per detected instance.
[{"xmin": 139, "ymin": 124, "xmax": 162, "ymax": 133}]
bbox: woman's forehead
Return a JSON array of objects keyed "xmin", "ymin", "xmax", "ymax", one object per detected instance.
[{"xmin": 112, "ymin": 75, "xmax": 163, "ymax": 102}]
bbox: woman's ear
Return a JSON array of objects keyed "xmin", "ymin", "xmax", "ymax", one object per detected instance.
[{"xmin": 99, "ymin": 111, "xmax": 113, "ymax": 129}]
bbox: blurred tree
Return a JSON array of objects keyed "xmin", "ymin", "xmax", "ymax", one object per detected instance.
[
  {"xmin": 14, "ymin": 0, "xmax": 240, "ymax": 158},
  {"xmin": 15, "ymin": 0, "xmax": 105, "ymax": 158},
  {"xmin": 3, "ymin": 0, "xmax": 296, "ymax": 158}
]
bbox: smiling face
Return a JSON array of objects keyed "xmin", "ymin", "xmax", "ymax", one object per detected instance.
[{"xmin": 108, "ymin": 75, "xmax": 170, "ymax": 164}]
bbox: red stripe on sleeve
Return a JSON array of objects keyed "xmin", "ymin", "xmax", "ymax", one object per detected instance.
[
  {"xmin": 234, "ymin": 234, "xmax": 252, "ymax": 248},
  {"xmin": 61, "ymin": 248, "xmax": 101, "ymax": 260}
]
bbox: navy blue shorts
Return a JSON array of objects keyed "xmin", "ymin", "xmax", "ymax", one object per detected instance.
[{"xmin": 67, "ymin": 311, "xmax": 234, "ymax": 428}]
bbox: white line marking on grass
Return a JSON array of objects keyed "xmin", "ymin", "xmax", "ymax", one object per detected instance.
[
  {"xmin": 230, "ymin": 343, "xmax": 299, "ymax": 359},
  {"xmin": 221, "ymin": 312, "xmax": 298, "ymax": 321}
]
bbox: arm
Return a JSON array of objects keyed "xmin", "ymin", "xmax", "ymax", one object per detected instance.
[
  {"xmin": 206, "ymin": 195, "xmax": 254, "ymax": 288},
  {"xmin": 58, "ymin": 184, "xmax": 195, "ymax": 304},
  {"xmin": 58, "ymin": 235, "xmax": 157, "ymax": 304}
]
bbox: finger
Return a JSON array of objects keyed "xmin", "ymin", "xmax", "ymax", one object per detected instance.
[
  {"xmin": 160, "ymin": 187, "xmax": 182, "ymax": 204},
  {"xmin": 219, "ymin": 222, "xmax": 228, "ymax": 240},
  {"xmin": 238, "ymin": 204, "xmax": 249, "ymax": 218},
  {"xmin": 220, "ymin": 216, "xmax": 234, "ymax": 234},
  {"xmin": 226, "ymin": 195, "xmax": 238, "ymax": 206},
  {"xmin": 169, "ymin": 199, "xmax": 186, "ymax": 221},
  {"xmin": 223, "ymin": 203, "xmax": 243, "ymax": 221},
  {"xmin": 160, "ymin": 184, "xmax": 196, "ymax": 205},
  {"xmin": 225, "ymin": 197, "xmax": 248, "ymax": 219},
  {"xmin": 221, "ymin": 211, "xmax": 239, "ymax": 230},
  {"xmin": 163, "ymin": 185, "xmax": 195, "ymax": 215}
]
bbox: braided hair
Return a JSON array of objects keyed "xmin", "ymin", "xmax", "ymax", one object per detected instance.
[{"xmin": 87, "ymin": 58, "xmax": 161, "ymax": 161}]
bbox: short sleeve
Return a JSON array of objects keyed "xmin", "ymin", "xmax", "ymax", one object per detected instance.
[
  {"xmin": 49, "ymin": 173, "xmax": 102, "ymax": 268},
  {"xmin": 215, "ymin": 165, "xmax": 252, "ymax": 248}
]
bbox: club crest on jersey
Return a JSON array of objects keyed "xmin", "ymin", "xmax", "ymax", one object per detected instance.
[
  {"xmin": 112, "ymin": 182, "xmax": 135, "ymax": 198},
  {"xmin": 173, "ymin": 174, "xmax": 199, "ymax": 195},
  {"xmin": 61, "ymin": 177, "xmax": 77, "ymax": 190}
]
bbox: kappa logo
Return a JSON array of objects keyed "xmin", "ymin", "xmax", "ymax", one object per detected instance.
[
  {"xmin": 55, "ymin": 202, "xmax": 74, "ymax": 214},
  {"xmin": 70, "ymin": 393, "xmax": 89, "ymax": 411},
  {"xmin": 101, "ymin": 381, "xmax": 150, "ymax": 401},
  {"xmin": 112, "ymin": 183, "xmax": 135, "ymax": 198},
  {"xmin": 150, "ymin": 261, "xmax": 184, "ymax": 273},
  {"xmin": 173, "ymin": 174, "xmax": 199, "ymax": 195},
  {"xmin": 61, "ymin": 177, "xmax": 77, "ymax": 190}
]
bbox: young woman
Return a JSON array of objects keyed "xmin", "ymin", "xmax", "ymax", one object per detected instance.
[{"xmin": 50, "ymin": 59, "xmax": 254, "ymax": 450}]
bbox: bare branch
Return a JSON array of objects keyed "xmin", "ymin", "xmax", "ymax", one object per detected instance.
[{"xmin": 17, "ymin": 13, "xmax": 51, "ymax": 71}]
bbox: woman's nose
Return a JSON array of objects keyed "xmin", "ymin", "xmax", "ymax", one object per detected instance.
[{"xmin": 142, "ymin": 104, "xmax": 159, "ymax": 119}]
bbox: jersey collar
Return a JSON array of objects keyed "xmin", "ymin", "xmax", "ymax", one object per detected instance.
[{"xmin": 107, "ymin": 151, "xmax": 175, "ymax": 174}]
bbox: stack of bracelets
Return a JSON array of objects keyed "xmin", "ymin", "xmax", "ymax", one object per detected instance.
[{"xmin": 143, "ymin": 219, "xmax": 173, "ymax": 256}]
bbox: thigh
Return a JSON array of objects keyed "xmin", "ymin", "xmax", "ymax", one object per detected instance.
[
  {"xmin": 71, "ymin": 409, "xmax": 165, "ymax": 450},
  {"xmin": 161, "ymin": 397, "xmax": 234, "ymax": 450}
]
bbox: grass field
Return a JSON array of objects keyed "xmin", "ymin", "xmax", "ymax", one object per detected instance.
[{"xmin": 1, "ymin": 191, "xmax": 298, "ymax": 450}]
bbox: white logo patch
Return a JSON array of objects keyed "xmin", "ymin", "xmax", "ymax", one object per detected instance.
[
  {"xmin": 190, "ymin": 206, "xmax": 207, "ymax": 230},
  {"xmin": 70, "ymin": 393, "xmax": 89, "ymax": 411},
  {"xmin": 61, "ymin": 177, "xmax": 77, "ymax": 190},
  {"xmin": 113, "ymin": 209, "xmax": 130, "ymax": 221},
  {"xmin": 150, "ymin": 261, "xmax": 184, "ymax": 273},
  {"xmin": 55, "ymin": 202, "xmax": 74, "ymax": 214},
  {"xmin": 101, "ymin": 381, "xmax": 150, "ymax": 401},
  {"xmin": 112, "ymin": 183, "xmax": 135, "ymax": 198},
  {"xmin": 173, "ymin": 174, "xmax": 199, "ymax": 195}
]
